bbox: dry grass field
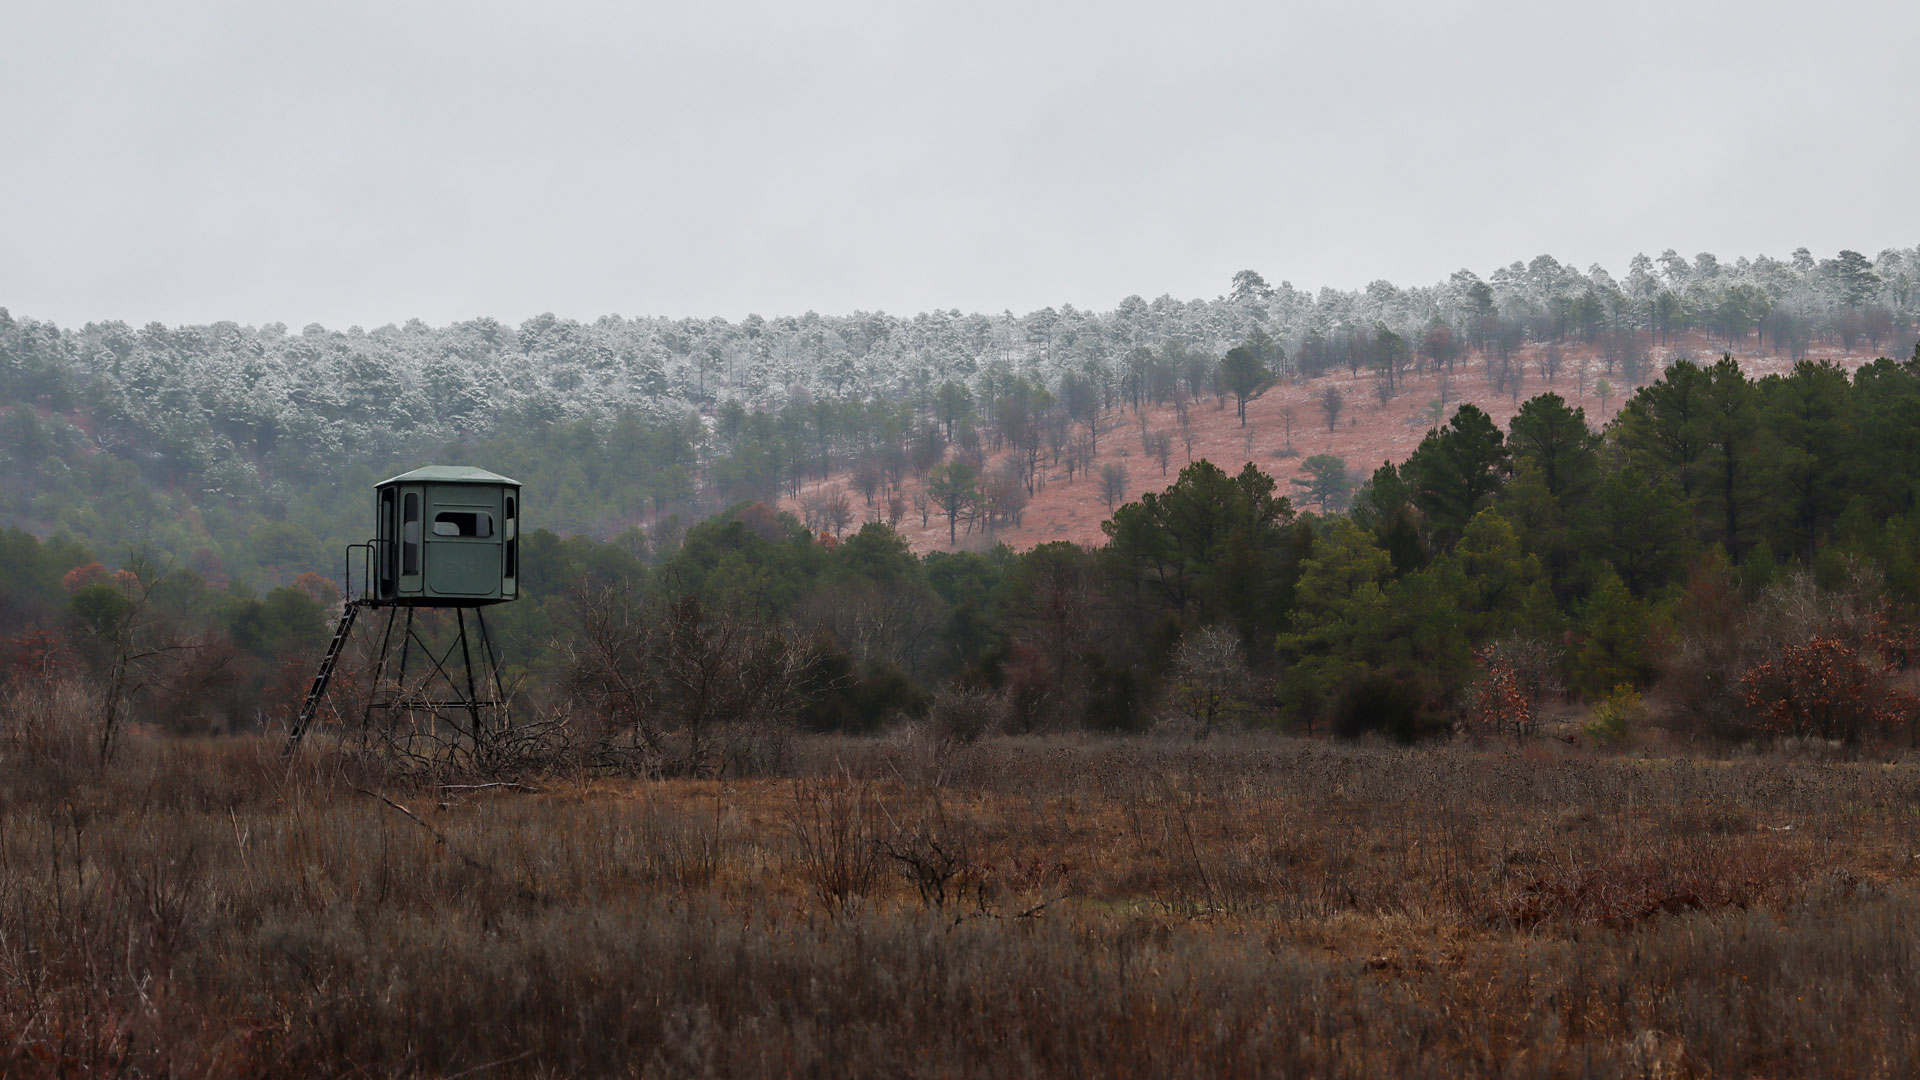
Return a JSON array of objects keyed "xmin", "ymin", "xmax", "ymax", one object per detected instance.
[{"xmin": 6, "ymin": 708, "xmax": 1920, "ymax": 1077}]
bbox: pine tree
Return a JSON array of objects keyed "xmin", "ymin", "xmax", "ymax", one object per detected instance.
[{"xmin": 1405, "ymin": 403, "xmax": 1510, "ymax": 551}]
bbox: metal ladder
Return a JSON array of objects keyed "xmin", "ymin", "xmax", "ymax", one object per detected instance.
[{"xmin": 284, "ymin": 600, "xmax": 362, "ymax": 753}]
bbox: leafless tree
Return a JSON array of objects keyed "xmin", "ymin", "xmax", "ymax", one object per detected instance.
[
  {"xmin": 1147, "ymin": 430, "xmax": 1173, "ymax": 475},
  {"xmin": 880, "ymin": 440, "xmax": 908, "ymax": 488},
  {"xmin": 982, "ymin": 460, "xmax": 1030, "ymax": 532},
  {"xmin": 953, "ymin": 424, "xmax": 984, "ymax": 468},
  {"xmin": 1536, "ymin": 342, "xmax": 1562, "ymax": 383},
  {"xmin": 564, "ymin": 589, "xmax": 804, "ymax": 777},
  {"xmin": 807, "ymin": 583, "xmax": 944, "ymax": 678},
  {"xmin": 1066, "ymin": 435, "xmax": 1095, "ymax": 482},
  {"xmin": 82, "ymin": 558, "xmax": 223, "ymax": 764},
  {"xmin": 851, "ymin": 457, "xmax": 882, "ymax": 506},
  {"xmin": 1099, "ymin": 462, "xmax": 1129, "ymax": 514},
  {"xmin": 1165, "ymin": 626, "xmax": 1254, "ymax": 739},
  {"xmin": 1319, "ymin": 385, "xmax": 1345, "ymax": 432},
  {"xmin": 823, "ymin": 490, "xmax": 853, "ymax": 538}
]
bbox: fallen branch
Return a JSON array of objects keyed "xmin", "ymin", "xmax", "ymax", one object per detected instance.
[
  {"xmin": 443, "ymin": 1050, "xmax": 536, "ymax": 1079},
  {"xmin": 947, "ymin": 888, "xmax": 1075, "ymax": 931},
  {"xmin": 353, "ymin": 786, "xmax": 495, "ymax": 876},
  {"xmin": 439, "ymin": 782, "xmax": 542, "ymax": 794}
]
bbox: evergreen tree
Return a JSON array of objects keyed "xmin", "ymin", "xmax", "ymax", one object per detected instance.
[
  {"xmin": 1101, "ymin": 459, "xmax": 1296, "ymax": 636},
  {"xmin": 1566, "ymin": 568, "xmax": 1657, "ymax": 697},
  {"xmin": 1446, "ymin": 509, "xmax": 1552, "ymax": 642},
  {"xmin": 1349, "ymin": 461, "xmax": 1427, "ymax": 575},
  {"xmin": 1850, "ymin": 354, "xmax": 1920, "ymax": 519},
  {"xmin": 1759, "ymin": 361, "xmax": 1854, "ymax": 561},
  {"xmin": 1291, "ymin": 454, "xmax": 1353, "ymax": 513},
  {"xmin": 1218, "ymin": 345, "xmax": 1272, "ymax": 427},
  {"xmin": 1405, "ymin": 403, "xmax": 1510, "ymax": 551},
  {"xmin": 1276, "ymin": 517, "xmax": 1392, "ymax": 720},
  {"xmin": 1579, "ymin": 467, "xmax": 1693, "ymax": 596},
  {"xmin": 1698, "ymin": 356, "xmax": 1767, "ymax": 562},
  {"xmin": 1505, "ymin": 393, "xmax": 1600, "ymax": 594},
  {"xmin": 1616, "ymin": 359, "xmax": 1711, "ymax": 502}
]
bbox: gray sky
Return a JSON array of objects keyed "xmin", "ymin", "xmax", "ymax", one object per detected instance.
[{"xmin": 4, "ymin": 0, "xmax": 1916, "ymax": 328}]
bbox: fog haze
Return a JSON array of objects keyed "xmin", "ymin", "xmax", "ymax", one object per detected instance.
[{"xmin": 4, "ymin": 0, "xmax": 1916, "ymax": 327}]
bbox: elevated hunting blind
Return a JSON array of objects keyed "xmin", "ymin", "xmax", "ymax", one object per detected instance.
[
  {"xmin": 372, "ymin": 465, "xmax": 521, "ymax": 604},
  {"xmin": 284, "ymin": 465, "xmax": 523, "ymax": 756}
]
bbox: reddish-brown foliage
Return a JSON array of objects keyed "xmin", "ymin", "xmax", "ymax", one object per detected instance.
[
  {"xmin": 1462, "ymin": 645, "xmax": 1531, "ymax": 740},
  {"xmin": 60, "ymin": 561, "xmax": 107, "ymax": 591},
  {"xmin": 0, "ymin": 629, "xmax": 76, "ymax": 683},
  {"xmin": 290, "ymin": 570, "xmax": 339, "ymax": 606},
  {"xmin": 1739, "ymin": 634, "xmax": 1918, "ymax": 742}
]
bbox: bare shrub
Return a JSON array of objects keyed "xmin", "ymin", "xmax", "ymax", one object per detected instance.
[
  {"xmin": 0, "ymin": 677, "xmax": 96, "ymax": 765},
  {"xmin": 561, "ymin": 587, "xmax": 804, "ymax": 777},
  {"xmin": 1665, "ymin": 553, "xmax": 1750, "ymax": 739},
  {"xmin": 711, "ymin": 717, "xmax": 796, "ymax": 777},
  {"xmin": 460, "ymin": 706, "xmax": 578, "ymax": 782},
  {"xmin": 877, "ymin": 797, "xmax": 986, "ymax": 913},
  {"xmin": 785, "ymin": 771, "xmax": 885, "ymax": 915},
  {"xmin": 1165, "ymin": 626, "xmax": 1255, "ymax": 738},
  {"xmin": 928, "ymin": 684, "xmax": 1000, "ymax": 746},
  {"xmin": 1000, "ymin": 644, "xmax": 1063, "ymax": 733}
]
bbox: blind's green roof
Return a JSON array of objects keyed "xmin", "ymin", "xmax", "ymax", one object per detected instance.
[{"xmin": 377, "ymin": 465, "xmax": 522, "ymax": 487}]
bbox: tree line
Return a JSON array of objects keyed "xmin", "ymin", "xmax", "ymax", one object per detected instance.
[
  {"xmin": 15, "ymin": 348, "xmax": 1920, "ymax": 755},
  {"xmin": 0, "ymin": 246, "xmax": 1916, "ymax": 585}
]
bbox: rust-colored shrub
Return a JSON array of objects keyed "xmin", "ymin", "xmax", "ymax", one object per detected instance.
[
  {"xmin": 1461, "ymin": 645, "xmax": 1532, "ymax": 740},
  {"xmin": 1738, "ymin": 634, "xmax": 1918, "ymax": 743},
  {"xmin": 0, "ymin": 628, "xmax": 76, "ymax": 684}
]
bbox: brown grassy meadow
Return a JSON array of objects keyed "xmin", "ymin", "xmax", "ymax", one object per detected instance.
[{"xmin": 6, "ymin": 706, "xmax": 1920, "ymax": 1077}]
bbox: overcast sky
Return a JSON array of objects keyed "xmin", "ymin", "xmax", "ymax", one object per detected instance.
[{"xmin": 4, "ymin": 0, "xmax": 1917, "ymax": 329}]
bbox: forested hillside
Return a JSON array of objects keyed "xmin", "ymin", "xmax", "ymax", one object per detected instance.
[
  {"xmin": 4, "ymin": 246, "xmax": 1920, "ymax": 745},
  {"xmin": 2, "ymin": 247, "xmax": 1915, "ymax": 585}
]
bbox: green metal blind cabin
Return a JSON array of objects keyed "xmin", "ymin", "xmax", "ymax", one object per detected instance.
[{"xmin": 373, "ymin": 465, "xmax": 521, "ymax": 605}]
